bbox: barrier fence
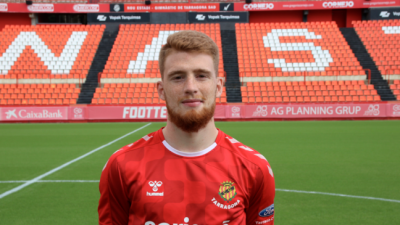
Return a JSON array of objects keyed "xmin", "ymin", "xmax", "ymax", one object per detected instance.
[
  {"xmin": 240, "ymin": 70, "xmax": 371, "ymax": 85},
  {"xmin": 384, "ymin": 68, "xmax": 400, "ymax": 84},
  {"xmin": 1, "ymin": 102, "xmax": 399, "ymax": 122},
  {"xmin": 8, "ymin": 73, "xmax": 86, "ymax": 86}
]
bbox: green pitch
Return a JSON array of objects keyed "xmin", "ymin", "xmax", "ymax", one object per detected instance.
[{"xmin": 0, "ymin": 121, "xmax": 399, "ymax": 224}]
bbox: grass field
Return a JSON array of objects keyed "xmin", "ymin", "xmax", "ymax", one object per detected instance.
[{"xmin": 0, "ymin": 121, "xmax": 399, "ymax": 224}]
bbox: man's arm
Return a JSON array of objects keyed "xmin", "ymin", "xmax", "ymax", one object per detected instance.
[
  {"xmin": 246, "ymin": 163, "xmax": 275, "ymax": 225},
  {"xmin": 98, "ymin": 157, "xmax": 130, "ymax": 225}
]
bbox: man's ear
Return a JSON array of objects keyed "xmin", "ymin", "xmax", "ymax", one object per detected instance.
[
  {"xmin": 215, "ymin": 77, "xmax": 224, "ymax": 98},
  {"xmin": 157, "ymin": 81, "xmax": 165, "ymax": 101}
]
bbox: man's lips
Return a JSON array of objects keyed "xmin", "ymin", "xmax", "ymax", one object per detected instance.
[
  {"xmin": 181, "ymin": 99, "xmax": 204, "ymax": 103},
  {"xmin": 181, "ymin": 99, "xmax": 204, "ymax": 107}
]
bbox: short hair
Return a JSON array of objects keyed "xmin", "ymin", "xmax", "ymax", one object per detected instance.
[{"xmin": 158, "ymin": 30, "xmax": 219, "ymax": 78}]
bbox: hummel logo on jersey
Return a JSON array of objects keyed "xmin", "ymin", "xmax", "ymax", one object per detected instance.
[
  {"xmin": 149, "ymin": 181, "xmax": 162, "ymax": 191},
  {"xmin": 147, "ymin": 181, "xmax": 164, "ymax": 196}
]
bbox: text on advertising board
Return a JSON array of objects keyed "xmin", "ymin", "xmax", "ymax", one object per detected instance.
[
  {"xmin": 73, "ymin": 4, "xmax": 100, "ymax": 12},
  {"xmin": 124, "ymin": 3, "xmax": 219, "ymax": 12},
  {"xmin": 122, "ymin": 106, "xmax": 167, "ymax": 119},
  {"xmin": 2, "ymin": 107, "xmax": 68, "ymax": 121},
  {"xmin": 27, "ymin": 4, "xmax": 54, "ymax": 12},
  {"xmin": 0, "ymin": 3, "xmax": 7, "ymax": 11}
]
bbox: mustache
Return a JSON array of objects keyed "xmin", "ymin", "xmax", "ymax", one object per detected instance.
[{"xmin": 179, "ymin": 97, "xmax": 206, "ymax": 102}]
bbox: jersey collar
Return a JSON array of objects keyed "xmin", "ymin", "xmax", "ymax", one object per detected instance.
[{"xmin": 158, "ymin": 128, "xmax": 222, "ymax": 157}]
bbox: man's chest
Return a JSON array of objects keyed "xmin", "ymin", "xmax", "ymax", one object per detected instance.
[{"xmin": 123, "ymin": 159, "xmax": 250, "ymax": 224}]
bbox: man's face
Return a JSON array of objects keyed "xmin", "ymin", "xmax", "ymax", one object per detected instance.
[{"xmin": 157, "ymin": 51, "xmax": 223, "ymax": 132}]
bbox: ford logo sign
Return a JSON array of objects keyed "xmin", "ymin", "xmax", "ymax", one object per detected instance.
[{"xmin": 259, "ymin": 204, "xmax": 274, "ymax": 217}]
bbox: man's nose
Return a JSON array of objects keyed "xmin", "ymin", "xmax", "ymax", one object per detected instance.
[{"xmin": 184, "ymin": 75, "xmax": 198, "ymax": 94}]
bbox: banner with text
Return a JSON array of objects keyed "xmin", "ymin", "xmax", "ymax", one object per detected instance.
[
  {"xmin": 387, "ymin": 103, "xmax": 400, "ymax": 117},
  {"xmin": 0, "ymin": 106, "xmax": 69, "ymax": 121},
  {"xmin": 369, "ymin": 7, "xmax": 400, "ymax": 20},
  {"xmin": 1, "ymin": 1, "xmax": 400, "ymax": 13},
  {"xmin": 124, "ymin": 3, "xmax": 219, "ymax": 12},
  {"xmin": 188, "ymin": 12, "xmax": 248, "ymax": 23},
  {"xmin": 234, "ymin": 0, "xmax": 400, "ymax": 11},
  {"xmin": 2, "ymin": 3, "xmax": 109, "ymax": 13},
  {"xmin": 87, "ymin": 13, "xmax": 150, "ymax": 23},
  {"xmin": 242, "ymin": 103, "xmax": 387, "ymax": 118},
  {"xmin": 87, "ymin": 104, "xmax": 226, "ymax": 120},
  {"xmin": 0, "ymin": 103, "xmax": 398, "ymax": 122}
]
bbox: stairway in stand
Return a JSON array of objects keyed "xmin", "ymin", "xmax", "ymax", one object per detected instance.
[
  {"xmin": 340, "ymin": 28, "xmax": 396, "ymax": 101},
  {"xmin": 77, "ymin": 25, "xmax": 119, "ymax": 104},
  {"xmin": 221, "ymin": 23, "xmax": 242, "ymax": 103}
]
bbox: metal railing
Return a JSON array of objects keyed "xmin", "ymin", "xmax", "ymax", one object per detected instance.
[{"xmin": 239, "ymin": 69, "xmax": 371, "ymax": 85}]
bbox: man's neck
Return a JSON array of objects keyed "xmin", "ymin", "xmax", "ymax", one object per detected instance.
[{"xmin": 162, "ymin": 119, "xmax": 219, "ymax": 153}]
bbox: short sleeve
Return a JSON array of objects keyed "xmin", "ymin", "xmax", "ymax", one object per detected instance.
[
  {"xmin": 246, "ymin": 162, "xmax": 275, "ymax": 225},
  {"xmin": 98, "ymin": 156, "xmax": 130, "ymax": 225}
]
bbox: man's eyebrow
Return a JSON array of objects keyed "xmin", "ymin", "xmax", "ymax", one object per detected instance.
[
  {"xmin": 166, "ymin": 70, "xmax": 186, "ymax": 77},
  {"xmin": 193, "ymin": 69, "xmax": 211, "ymax": 74},
  {"xmin": 166, "ymin": 69, "xmax": 212, "ymax": 77}
]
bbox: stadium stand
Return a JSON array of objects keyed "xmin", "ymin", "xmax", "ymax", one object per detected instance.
[
  {"xmin": 91, "ymin": 83, "xmax": 227, "ymax": 104},
  {"xmin": 0, "ymin": 83, "xmax": 80, "ymax": 105},
  {"xmin": 94, "ymin": 23, "xmax": 225, "ymax": 104},
  {"xmin": 241, "ymin": 80, "xmax": 380, "ymax": 103},
  {"xmin": 236, "ymin": 22, "xmax": 366, "ymax": 83},
  {"xmin": 353, "ymin": 20, "xmax": 400, "ymax": 82},
  {"xmin": 236, "ymin": 22, "xmax": 379, "ymax": 103},
  {"xmin": 0, "ymin": 24, "xmax": 104, "ymax": 105},
  {"xmin": 390, "ymin": 80, "xmax": 400, "ymax": 100}
]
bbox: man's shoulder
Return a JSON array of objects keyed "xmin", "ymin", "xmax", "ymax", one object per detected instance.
[
  {"xmin": 109, "ymin": 130, "xmax": 163, "ymax": 160},
  {"xmin": 218, "ymin": 132, "xmax": 272, "ymax": 170}
]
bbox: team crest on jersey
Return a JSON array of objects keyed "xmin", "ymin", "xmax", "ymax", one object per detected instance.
[{"xmin": 219, "ymin": 181, "xmax": 237, "ymax": 202}]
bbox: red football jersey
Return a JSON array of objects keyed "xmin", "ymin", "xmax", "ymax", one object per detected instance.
[{"xmin": 98, "ymin": 128, "xmax": 275, "ymax": 225}]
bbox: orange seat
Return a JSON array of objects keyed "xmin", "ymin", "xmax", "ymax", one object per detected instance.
[{"xmin": 296, "ymin": 97, "xmax": 303, "ymax": 102}]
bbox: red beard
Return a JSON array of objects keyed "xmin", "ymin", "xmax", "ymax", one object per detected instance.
[{"xmin": 166, "ymin": 97, "xmax": 215, "ymax": 133}]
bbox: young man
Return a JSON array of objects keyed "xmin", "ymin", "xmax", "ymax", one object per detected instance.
[{"xmin": 98, "ymin": 31, "xmax": 275, "ymax": 225}]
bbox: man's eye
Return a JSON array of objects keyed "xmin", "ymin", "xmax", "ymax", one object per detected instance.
[{"xmin": 173, "ymin": 76, "xmax": 182, "ymax": 80}]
